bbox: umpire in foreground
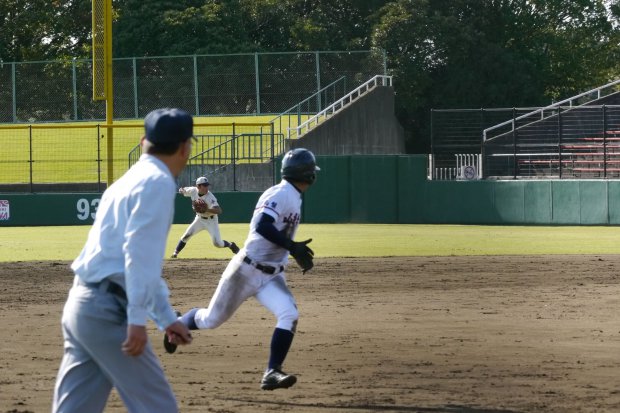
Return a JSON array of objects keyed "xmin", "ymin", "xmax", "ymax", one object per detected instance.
[{"xmin": 53, "ymin": 108, "xmax": 194, "ymax": 413}]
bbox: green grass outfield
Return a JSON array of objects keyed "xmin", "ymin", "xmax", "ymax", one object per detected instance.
[{"xmin": 2, "ymin": 224, "xmax": 620, "ymax": 262}]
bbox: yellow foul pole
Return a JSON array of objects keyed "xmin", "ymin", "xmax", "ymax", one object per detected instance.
[
  {"xmin": 92, "ymin": 0, "xmax": 114, "ymax": 186},
  {"xmin": 104, "ymin": 0, "xmax": 114, "ymax": 185}
]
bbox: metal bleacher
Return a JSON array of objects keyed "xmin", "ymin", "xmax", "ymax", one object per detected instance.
[{"xmin": 482, "ymin": 79, "xmax": 620, "ymax": 179}]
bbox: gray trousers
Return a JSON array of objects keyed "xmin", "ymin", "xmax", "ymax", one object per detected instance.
[{"xmin": 52, "ymin": 278, "xmax": 178, "ymax": 413}]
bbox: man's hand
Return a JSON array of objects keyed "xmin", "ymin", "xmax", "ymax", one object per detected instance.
[
  {"xmin": 165, "ymin": 321, "xmax": 193, "ymax": 347},
  {"xmin": 122, "ymin": 325, "xmax": 148, "ymax": 356}
]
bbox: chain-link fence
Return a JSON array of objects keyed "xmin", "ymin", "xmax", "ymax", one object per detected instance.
[
  {"xmin": 0, "ymin": 50, "xmax": 385, "ymax": 123},
  {"xmin": 0, "ymin": 122, "xmax": 277, "ymax": 193},
  {"xmin": 430, "ymin": 108, "xmax": 540, "ymax": 179}
]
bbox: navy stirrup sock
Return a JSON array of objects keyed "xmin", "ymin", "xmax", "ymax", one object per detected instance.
[
  {"xmin": 175, "ymin": 241, "xmax": 187, "ymax": 253},
  {"xmin": 181, "ymin": 308, "xmax": 199, "ymax": 330},
  {"xmin": 268, "ymin": 328, "xmax": 294, "ymax": 370}
]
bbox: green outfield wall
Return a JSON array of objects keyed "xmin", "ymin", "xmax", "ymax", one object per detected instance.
[{"xmin": 1, "ymin": 155, "xmax": 619, "ymax": 226}]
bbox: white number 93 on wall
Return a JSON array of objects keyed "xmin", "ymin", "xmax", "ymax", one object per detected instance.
[{"xmin": 76, "ymin": 198, "xmax": 100, "ymax": 221}]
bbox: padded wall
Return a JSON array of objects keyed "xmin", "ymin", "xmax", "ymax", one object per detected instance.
[{"xmin": 1, "ymin": 155, "xmax": 619, "ymax": 226}]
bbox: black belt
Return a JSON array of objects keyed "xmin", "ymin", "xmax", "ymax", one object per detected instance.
[
  {"xmin": 201, "ymin": 215, "xmax": 214, "ymax": 219},
  {"xmin": 76, "ymin": 278, "xmax": 127, "ymax": 300},
  {"xmin": 242, "ymin": 256, "xmax": 284, "ymax": 275}
]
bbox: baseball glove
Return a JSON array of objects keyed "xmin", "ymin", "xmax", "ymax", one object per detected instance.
[
  {"xmin": 288, "ymin": 238, "xmax": 314, "ymax": 274},
  {"xmin": 192, "ymin": 198, "xmax": 208, "ymax": 213}
]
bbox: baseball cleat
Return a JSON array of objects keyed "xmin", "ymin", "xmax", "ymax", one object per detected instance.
[
  {"xmin": 260, "ymin": 368, "xmax": 297, "ymax": 390},
  {"xmin": 170, "ymin": 252, "xmax": 178, "ymax": 258},
  {"xmin": 229, "ymin": 242, "xmax": 240, "ymax": 254}
]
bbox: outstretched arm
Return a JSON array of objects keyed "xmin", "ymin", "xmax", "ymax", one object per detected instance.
[{"xmin": 178, "ymin": 187, "xmax": 193, "ymax": 197}]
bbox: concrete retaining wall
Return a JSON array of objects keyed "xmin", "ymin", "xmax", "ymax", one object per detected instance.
[{"xmin": 290, "ymin": 86, "xmax": 405, "ymax": 155}]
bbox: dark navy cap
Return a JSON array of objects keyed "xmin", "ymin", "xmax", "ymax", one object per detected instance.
[{"xmin": 144, "ymin": 108, "xmax": 194, "ymax": 144}]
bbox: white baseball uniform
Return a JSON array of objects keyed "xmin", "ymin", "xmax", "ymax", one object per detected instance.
[
  {"xmin": 170, "ymin": 149, "xmax": 318, "ymax": 390},
  {"xmin": 178, "ymin": 186, "xmax": 226, "ymax": 247},
  {"xmin": 193, "ymin": 179, "xmax": 301, "ymax": 332}
]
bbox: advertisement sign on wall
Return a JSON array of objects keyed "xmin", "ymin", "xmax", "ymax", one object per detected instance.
[{"xmin": 0, "ymin": 200, "xmax": 9, "ymax": 221}]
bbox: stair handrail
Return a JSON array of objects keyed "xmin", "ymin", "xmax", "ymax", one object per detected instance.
[
  {"xmin": 483, "ymin": 79, "xmax": 620, "ymax": 142},
  {"xmin": 287, "ymin": 75, "xmax": 393, "ymax": 139},
  {"xmin": 271, "ymin": 76, "xmax": 347, "ymax": 123},
  {"xmin": 183, "ymin": 132, "xmax": 285, "ymax": 185},
  {"xmin": 270, "ymin": 76, "xmax": 347, "ymax": 145}
]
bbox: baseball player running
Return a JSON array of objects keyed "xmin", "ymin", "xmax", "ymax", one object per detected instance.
[
  {"xmin": 164, "ymin": 148, "xmax": 318, "ymax": 391},
  {"xmin": 52, "ymin": 108, "xmax": 194, "ymax": 413},
  {"xmin": 171, "ymin": 176, "xmax": 239, "ymax": 258}
]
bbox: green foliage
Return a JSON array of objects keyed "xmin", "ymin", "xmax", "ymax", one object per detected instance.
[
  {"xmin": 119, "ymin": 0, "xmax": 385, "ymax": 55},
  {"xmin": 113, "ymin": 0, "xmax": 258, "ymax": 56},
  {"xmin": 0, "ymin": 0, "xmax": 92, "ymax": 62},
  {"xmin": 0, "ymin": 0, "xmax": 619, "ymax": 154},
  {"xmin": 370, "ymin": 0, "xmax": 620, "ymax": 151}
]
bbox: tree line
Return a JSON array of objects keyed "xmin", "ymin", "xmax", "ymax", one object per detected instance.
[{"xmin": 1, "ymin": 0, "xmax": 619, "ymax": 152}]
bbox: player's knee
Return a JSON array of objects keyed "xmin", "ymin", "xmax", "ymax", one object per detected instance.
[{"xmin": 276, "ymin": 309, "xmax": 299, "ymax": 333}]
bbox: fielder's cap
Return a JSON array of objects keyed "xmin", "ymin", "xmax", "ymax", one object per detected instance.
[
  {"xmin": 144, "ymin": 108, "xmax": 194, "ymax": 144},
  {"xmin": 196, "ymin": 176, "xmax": 210, "ymax": 186}
]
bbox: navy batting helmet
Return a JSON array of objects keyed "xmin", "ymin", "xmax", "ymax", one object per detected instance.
[{"xmin": 281, "ymin": 148, "xmax": 320, "ymax": 184}]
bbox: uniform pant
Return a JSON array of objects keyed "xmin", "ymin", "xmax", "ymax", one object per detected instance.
[
  {"xmin": 180, "ymin": 215, "xmax": 225, "ymax": 247},
  {"xmin": 52, "ymin": 277, "xmax": 177, "ymax": 413},
  {"xmin": 195, "ymin": 252, "xmax": 298, "ymax": 332}
]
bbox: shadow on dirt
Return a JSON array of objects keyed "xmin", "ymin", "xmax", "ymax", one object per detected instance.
[{"xmin": 218, "ymin": 398, "xmax": 523, "ymax": 413}]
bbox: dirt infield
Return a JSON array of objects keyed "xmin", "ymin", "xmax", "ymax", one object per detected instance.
[{"xmin": 2, "ymin": 255, "xmax": 620, "ymax": 413}]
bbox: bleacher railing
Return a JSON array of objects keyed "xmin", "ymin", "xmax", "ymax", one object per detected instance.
[
  {"xmin": 182, "ymin": 132, "xmax": 286, "ymax": 191},
  {"xmin": 271, "ymin": 76, "xmax": 347, "ymax": 140},
  {"xmin": 127, "ymin": 124, "xmax": 282, "ymax": 190},
  {"xmin": 287, "ymin": 75, "xmax": 393, "ymax": 139},
  {"xmin": 483, "ymin": 79, "xmax": 620, "ymax": 143},
  {"xmin": 483, "ymin": 104, "xmax": 620, "ymax": 179}
]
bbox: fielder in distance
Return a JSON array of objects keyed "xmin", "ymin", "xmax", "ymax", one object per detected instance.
[{"xmin": 171, "ymin": 176, "xmax": 239, "ymax": 258}]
